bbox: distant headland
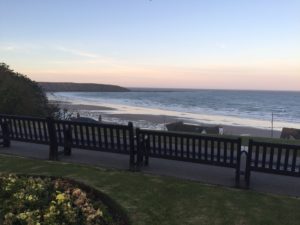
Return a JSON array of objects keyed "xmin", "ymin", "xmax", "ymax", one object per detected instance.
[{"xmin": 39, "ymin": 82, "xmax": 130, "ymax": 92}]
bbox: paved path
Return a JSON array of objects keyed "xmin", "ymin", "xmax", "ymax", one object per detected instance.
[{"xmin": 1, "ymin": 141, "xmax": 300, "ymax": 197}]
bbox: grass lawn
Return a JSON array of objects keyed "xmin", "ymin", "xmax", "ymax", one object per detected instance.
[{"xmin": 0, "ymin": 154, "xmax": 300, "ymax": 225}]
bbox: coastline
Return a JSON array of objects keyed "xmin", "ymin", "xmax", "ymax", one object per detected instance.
[{"xmin": 52, "ymin": 100, "xmax": 281, "ymax": 138}]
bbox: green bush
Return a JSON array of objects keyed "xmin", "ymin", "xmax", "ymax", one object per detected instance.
[{"xmin": 0, "ymin": 63, "xmax": 56, "ymax": 117}]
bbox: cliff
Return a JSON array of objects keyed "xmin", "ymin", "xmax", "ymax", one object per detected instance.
[{"xmin": 39, "ymin": 82, "xmax": 130, "ymax": 92}]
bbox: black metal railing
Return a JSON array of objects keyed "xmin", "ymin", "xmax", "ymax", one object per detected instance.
[
  {"xmin": 136, "ymin": 129, "xmax": 242, "ymax": 186},
  {"xmin": 0, "ymin": 121, "xmax": 10, "ymax": 147},
  {"xmin": 1, "ymin": 113, "xmax": 300, "ymax": 188},
  {"xmin": 0, "ymin": 115, "xmax": 49, "ymax": 144},
  {"xmin": 245, "ymin": 140, "xmax": 300, "ymax": 187},
  {"xmin": 0, "ymin": 114, "xmax": 135, "ymax": 167},
  {"xmin": 54, "ymin": 119, "xmax": 133, "ymax": 154}
]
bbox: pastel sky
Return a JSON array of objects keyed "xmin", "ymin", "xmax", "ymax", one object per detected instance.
[{"xmin": 1, "ymin": 0, "xmax": 299, "ymax": 90}]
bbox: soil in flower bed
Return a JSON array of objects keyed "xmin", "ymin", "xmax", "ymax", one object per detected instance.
[{"xmin": 0, "ymin": 174, "xmax": 130, "ymax": 225}]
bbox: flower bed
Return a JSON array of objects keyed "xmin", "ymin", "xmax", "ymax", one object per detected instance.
[{"xmin": 0, "ymin": 174, "xmax": 129, "ymax": 225}]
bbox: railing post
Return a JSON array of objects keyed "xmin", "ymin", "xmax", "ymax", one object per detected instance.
[
  {"xmin": 64, "ymin": 127, "xmax": 72, "ymax": 156},
  {"xmin": 136, "ymin": 128, "xmax": 141, "ymax": 171},
  {"xmin": 245, "ymin": 139, "xmax": 253, "ymax": 188},
  {"xmin": 235, "ymin": 138, "xmax": 242, "ymax": 187},
  {"xmin": 144, "ymin": 135, "xmax": 150, "ymax": 166},
  {"xmin": 47, "ymin": 117, "xmax": 58, "ymax": 160},
  {"xmin": 128, "ymin": 122, "xmax": 135, "ymax": 171},
  {"xmin": 1, "ymin": 122, "xmax": 11, "ymax": 147}
]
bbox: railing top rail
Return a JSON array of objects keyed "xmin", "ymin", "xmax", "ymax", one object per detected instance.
[
  {"xmin": 250, "ymin": 139, "xmax": 300, "ymax": 150},
  {"xmin": 55, "ymin": 119, "xmax": 130, "ymax": 129},
  {"xmin": 0, "ymin": 114, "xmax": 45, "ymax": 121},
  {"xmin": 0, "ymin": 114, "xmax": 130, "ymax": 129},
  {"xmin": 139, "ymin": 128, "xmax": 241, "ymax": 142}
]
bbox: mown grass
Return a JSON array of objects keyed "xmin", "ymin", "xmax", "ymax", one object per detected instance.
[{"xmin": 0, "ymin": 154, "xmax": 300, "ymax": 225}]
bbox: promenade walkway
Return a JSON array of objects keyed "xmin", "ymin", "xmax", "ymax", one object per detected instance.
[{"xmin": 1, "ymin": 141, "xmax": 300, "ymax": 197}]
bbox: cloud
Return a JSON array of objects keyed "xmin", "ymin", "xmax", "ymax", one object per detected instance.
[
  {"xmin": 215, "ymin": 42, "xmax": 227, "ymax": 49},
  {"xmin": 0, "ymin": 43, "xmax": 99, "ymax": 58},
  {"xmin": 55, "ymin": 46, "xmax": 99, "ymax": 58},
  {"xmin": 2, "ymin": 46, "xmax": 16, "ymax": 51},
  {"xmin": 0, "ymin": 43, "xmax": 44, "ymax": 53},
  {"xmin": 53, "ymin": 46, "xmax": 121, "ymax": 64},
  {"xmin": 0, "ymin": 44, "xmax": 19, "ymax": 51}
]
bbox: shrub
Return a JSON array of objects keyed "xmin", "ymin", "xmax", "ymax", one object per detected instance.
[{"xmin": 0, "ymin": 63, "xmax": 57, "ymax": 117}]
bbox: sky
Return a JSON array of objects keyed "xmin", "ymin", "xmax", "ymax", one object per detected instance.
[{"xmin": 0, "ymin": 0, "xmax": 300, "ymax": 90}]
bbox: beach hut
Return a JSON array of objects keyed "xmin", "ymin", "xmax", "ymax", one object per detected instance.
[{"xmin": 280, "ymin": 128, "xmax": 300, "ymax": 140}]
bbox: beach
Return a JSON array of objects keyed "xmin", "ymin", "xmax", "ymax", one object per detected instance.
[
  {"xmin": 46, "ymin": 89, "xmax": 300, "ymax": 138},
  {"xmin": 53, "ymin": 100, "xmax": 281, "ymax": 138}
]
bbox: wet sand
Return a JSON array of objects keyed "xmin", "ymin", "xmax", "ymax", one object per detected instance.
[{"xmin": 51, "ymin": 101, "xmax": 115, "ymax": 111}]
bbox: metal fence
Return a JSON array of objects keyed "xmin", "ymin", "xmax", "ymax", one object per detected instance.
[
  {"xmin": 1, "ymin": 114, "xmax": 300, "ymax": 188},
  {"xmin": 245, "ymin": 140, "xmax": 300, "ymax": 187}
]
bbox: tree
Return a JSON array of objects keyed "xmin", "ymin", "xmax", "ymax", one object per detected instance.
[{"xmin": 0, "ymin": 63, "xmax": 57, "ymax": 117}]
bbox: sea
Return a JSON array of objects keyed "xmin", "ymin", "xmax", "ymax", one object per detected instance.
[{"xmin": 47, "ymin": 89, "xmax": 300, "ymax": 131}]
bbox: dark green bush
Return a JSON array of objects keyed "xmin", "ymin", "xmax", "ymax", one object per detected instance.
[{"xmin": 0, "ymin": 63, "xmax": 56, "ymax": 117}]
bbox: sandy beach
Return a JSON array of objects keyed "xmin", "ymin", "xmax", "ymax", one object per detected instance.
[
  {"xmin": 57, "ymin": 103, "xmax": 115, "ymax": 111},
  {"xmin": 53, "ymin": 101, "xmax": 281, "ymax": 138}
]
